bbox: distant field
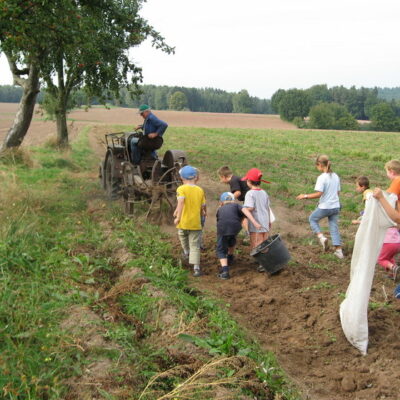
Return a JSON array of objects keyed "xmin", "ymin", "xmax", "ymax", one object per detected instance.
[{"xmin": 0, "ymin": 102, "xmax": 296, "ymax": 146}]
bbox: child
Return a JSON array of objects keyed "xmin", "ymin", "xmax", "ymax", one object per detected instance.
[
  {"xmin": 218, "ymin": 165, "xmax": 251, "ymax": 239},
  {"xmin": 352, "ymin": 176, "xmax": 373, "ymax": 224},
  {"xmin": 296, "ymin": 154, "xmax": 343, "ymax": 259},
  {"xmin": 241, "ymin": 168, "xmax": 271, "ymax": 272},
  {"xmin": 373, "ymin": 187, "xmax": 400, "ymax": 297},
  {"xmin": 216, "ymin": 192, "xmax": 261, "ymax": 279},
  {"xmin": 218, "ymin": 166, "xmax": 249, "ymax": 202},
  {"xmin": 194, "ymin": 172, "xmax": 206, "ymax": 250},
  {"xmin": 173, "ymin": 165, "xmax": 206, "ymax": 277},
  {"xmin": 377, "ymin": 160, "xmax": 400, "ymax": 280}
]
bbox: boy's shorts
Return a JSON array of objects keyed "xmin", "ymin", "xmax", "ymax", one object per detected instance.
[{"xmin": 216, "ymin": 235, "xmax": 237, "ymax": 259}]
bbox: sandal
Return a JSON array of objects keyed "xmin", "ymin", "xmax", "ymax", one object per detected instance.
[
  {"xmin": 386, "ymin": 265, "xmax": 399, "ymax": 281},
  {"xmin": 392, "ymin": 265, "xmax": 399, "ymax": 282}
]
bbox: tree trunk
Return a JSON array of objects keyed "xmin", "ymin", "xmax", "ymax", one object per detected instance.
[
  {"xmin": 55, "ymin": 105, "xmax": 69, "ymax": 147},
  {"xmin": 54, "ymin": 58, "xmax": 69, "ymax": 148},
  {"xmin": 0, "ymin": 62, "xmax": 40, "ymax": 153}
]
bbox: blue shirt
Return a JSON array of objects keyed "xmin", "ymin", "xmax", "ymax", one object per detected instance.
[
  {"xmin": 216, "ymin": 203, "xmax": 243, "ymax": 236},
  {"xmin": 143, "ymin": 113, "xmax": 168, "ymax": 137}
]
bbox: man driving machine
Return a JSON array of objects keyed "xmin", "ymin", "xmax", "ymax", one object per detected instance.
[{"xmin": 130, "ymin": 104, "xmax": 168, "ymax": 165}]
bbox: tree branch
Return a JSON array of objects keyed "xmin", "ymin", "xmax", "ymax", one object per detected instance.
[{"xmin": 6, "ymin": 53, "xmax": 27, "ymax": 88}]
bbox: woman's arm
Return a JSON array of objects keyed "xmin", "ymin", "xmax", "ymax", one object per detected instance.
[{"xmin": 373, "ymin": 188, "xmax": 400, "ymax": 224}]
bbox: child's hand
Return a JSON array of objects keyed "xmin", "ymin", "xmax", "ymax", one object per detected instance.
[
  {"xmin": 296, "ymin": 194, "xmax": 307, "ymax": 200},
  {"xmin": 373, "ymin": 188, "xmax": 383, "ymax": 199},
  {"xmin": 351, "ymin": 219, "xmax": 361, "ymax": 225},
  {"xmin": 254, "ymin": 222, "xmax": 262, "ymax": 230},
  {"xmin": 174, "ymin": 217, "xmax": 180, "ymax": 226}
]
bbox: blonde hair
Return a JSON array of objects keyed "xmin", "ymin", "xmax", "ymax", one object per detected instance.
[
  {"xmin": 385, "ymin": 159, "xmax": 400, "ymax": 175},
  {"xmin": 217, "ymin": 165, "xmax": 233, "ymax": 177},
  {"xmin": 316, "ymin": 154, "xmax": 332, "ymax": 173}
]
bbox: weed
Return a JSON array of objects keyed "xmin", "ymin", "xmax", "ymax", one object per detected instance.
[{"xmin": 299, "ymin": 282, "xmax": 335, "ymax": 292}]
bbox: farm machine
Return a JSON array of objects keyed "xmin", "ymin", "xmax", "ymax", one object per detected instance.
[{"xmin": 99, "ymin": 130, "xmax": 187, "ymax": 221}]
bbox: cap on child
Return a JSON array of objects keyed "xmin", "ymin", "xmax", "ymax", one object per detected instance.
[
  {"xmin": 241, "ymin": 168, "xmax": 271, "ymax": 183},
  {"xmin": 179, "ymin": 165, "xmax": 198, "ymax": 180},
  {"xmin": 220, "ymin": 192, "xmax": 235, "ymax": 202}
]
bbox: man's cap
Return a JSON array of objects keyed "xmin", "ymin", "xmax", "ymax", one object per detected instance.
[
  {"xmin": 179, "ymin": 165, "xmax": 198, "ymax": 180},
  {"xmin": 241, "ymin": 168, "xmax": 271, "ymax": 183},
  {"xmin": 220, "ymin": 192, "xmax": 235, "ymax": 202},
  {"xmin": 138, "ymin": 104, "xmax": 151, "ymax": 114}
]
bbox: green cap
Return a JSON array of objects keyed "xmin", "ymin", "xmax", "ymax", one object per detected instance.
[{"xmin": 138, "ymin": 104, "xmax": 150, "ymax": 114}]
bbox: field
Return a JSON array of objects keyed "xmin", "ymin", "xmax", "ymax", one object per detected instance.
[{"xmin": 1, "ymin": 103, "xmax": 400, "ymax": 400}]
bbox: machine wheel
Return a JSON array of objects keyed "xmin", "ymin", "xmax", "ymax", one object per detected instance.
[
  {"xmin": 104, "ymin": 150, "xmax": 121, "ymax": 200},
  {"xmin": 99, "ymin": 161, "xmax": 106, "ymax": 190}
]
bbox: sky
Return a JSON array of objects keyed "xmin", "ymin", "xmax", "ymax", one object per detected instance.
[{"xmin": 1, "ymin": 0, "xmax": 400, "ymax": 99}]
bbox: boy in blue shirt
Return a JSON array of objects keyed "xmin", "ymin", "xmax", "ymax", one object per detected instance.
[{"xmin": 216, "ymin": 192, "xmax": 260, "ymax": 279}]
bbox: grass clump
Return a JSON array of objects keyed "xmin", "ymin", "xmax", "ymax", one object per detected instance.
[{"xmin": 0, "ymin": 147, "xmax": 35, "ymax": 167}]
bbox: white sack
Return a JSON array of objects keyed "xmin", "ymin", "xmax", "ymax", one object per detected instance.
[
  {"xmin": 270, "ymin": 208, "xmax": 276, "ymax": 224},
  {"xmin": 340, "ymin": 192, "xmax": 397, "ymax": 355}
]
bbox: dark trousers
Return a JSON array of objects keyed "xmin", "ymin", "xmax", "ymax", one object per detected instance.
[
  {"xmin": 130, "ymin": 135, "xmax": 163, "ymax": 164},
  {"xmin": 216, "ymin": 235, "xmax": 237, "ymax": 259}
]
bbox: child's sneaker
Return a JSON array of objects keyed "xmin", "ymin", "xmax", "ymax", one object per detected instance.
[
  {"xmin": 394, "ymin": 284, "xmax": 400, "ymax": 299},
  {"xmin": 218, "ymin": 267, "xmax": 230, "ymax": 280},
  {"xmin": 218, "ymin": 271, "xmax": 230, "ymax": 280},
  {"xmin": 388, "ymin": 265, "xmax": 399, "ymax": 281},
  {"xmin": 333, "ymin": 249, "xmax": 344, "ymax": 259},
  {"xmin": 319, "ymin": 235, "xmax": 328, "ymax": 251},
  {"xmin": 227, "ymin": 254, "xmax": 235, "ymax": 266},
  {"xmin": 193, "ymin": 268, "xmax": 202, "ymax": 277},
  {"xmin": 257, "ymin": 264, "xmax": 266, "ymax": 272}
]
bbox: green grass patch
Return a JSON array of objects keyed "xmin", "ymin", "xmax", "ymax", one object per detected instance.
[{"xmin": 0, "ymin": 126, "xmax": 301, "ymax": 399}]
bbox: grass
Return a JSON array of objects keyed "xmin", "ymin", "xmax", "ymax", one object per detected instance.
[
  {"xmin": 0, "ymin": 127, "xmax": 301, "ymax": 400},
  {"xmin": 3, "ymin": 122, "xmax": 396, "ymax": 399},
  {"xmin": 111, "ymin": 123, "xmax": 397, "ymax": 227}
]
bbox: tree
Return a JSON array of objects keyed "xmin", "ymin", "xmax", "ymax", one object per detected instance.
[
  {"xmin": 0, "ymin": 1, "xmax": 49, "ymax": 152},
  {"xmin": 232, "ymin": 90, "xmax": 252, "ymax": 113},
  {"xmin": 42, "ymin": 0, "xmax": 173, "ymax": 147},
  {"xmin": 306, "ymin": 84, "xmax": 332, "ymax": 106},
  {"xmin": 278, "ymin": 89, "xmax": 311, "ymax": 121},
  {"xmin": 309, "ymin": 103, "xmax": 358, "ymax": 130},
  {"xmin": 169, "ymin": 91, "xmax": 188, "ymax": 110},
  {"xmin": 370, "ymin": 103, "xmax": 399, "ymax": 132},
  {"xmin": 271, "ymin": 89, "xmax": 286, "ymax": 114},
  {"xmin": 0, "ymin": 0, "xmax": 173, "ymax": 149}
]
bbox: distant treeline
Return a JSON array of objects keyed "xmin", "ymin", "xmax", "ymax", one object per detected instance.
[
  {"xmin": 0, "ymin": 84, "xmax": 272, "ymax": 114},
  {"xmin": 377, "ymin": 87, "xmax": 400, "ymax": 102},
  {"xmin": 271, "ymin": 84, "xmax": 400, "ymax": 132}
]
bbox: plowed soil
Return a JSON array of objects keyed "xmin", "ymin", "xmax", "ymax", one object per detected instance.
[
  {"xmin": 2, "ymin": 102, "xmax": 400, "ymax": 400},
  {"xmin": 181, "ymin": 175, "xmax": 400, "ymax": 400}
]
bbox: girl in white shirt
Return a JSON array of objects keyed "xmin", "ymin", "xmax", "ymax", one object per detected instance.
[{"xmin": 296, "ymin": 155, "xmax": 343, "ymax": 259}]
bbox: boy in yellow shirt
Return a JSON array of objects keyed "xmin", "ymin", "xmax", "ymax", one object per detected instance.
[
  {"xmin": 174, "ymin": 165, "xmax": 206, "ymax": 277},
  {"xmin": 352, "ymin": 176, "xmax": 373, "ymax": 224}
]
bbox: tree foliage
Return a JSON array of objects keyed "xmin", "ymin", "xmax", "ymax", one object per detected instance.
[
  {"xmin": 278, "ymin": 89, "xmax": 311, "ymax": 121},
  {"xmin": 0, "ymin": 0, "xmax": 173, "ymax": 146},
  {"xmin": 168, "ymin": 91, "xmax": 188, "ymax": 110},
  {"xmin": 369, "ymin": 103, "xmax": 399, "ymax": 132},
  {"xmin": 232, "ymin": 90, "xmax": 253, "ymax": 113},
  {"xmin": 0, "ymin": 83, "xmax": 274, "ymax": 114},
  {"xmin": 309, "ymin": 103, "xmax": 358, "ymax": 130}
]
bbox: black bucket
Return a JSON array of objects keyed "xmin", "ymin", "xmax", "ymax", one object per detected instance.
[{"xmin": 250, "ymin": 234, "xmax": 290, "ymax": 275}]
